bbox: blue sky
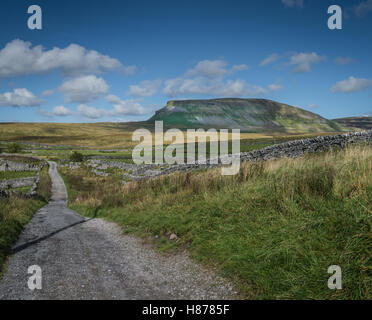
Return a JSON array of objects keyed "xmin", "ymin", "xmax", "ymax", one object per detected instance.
[{"xmin": 0, "ymin": 0, "xmax": 371, "ymax": 123}]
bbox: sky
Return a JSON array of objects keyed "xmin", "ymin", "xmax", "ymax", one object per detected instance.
[{"xmin": 0, "ymin": 0, "xmax": 371, "ymax": 123}]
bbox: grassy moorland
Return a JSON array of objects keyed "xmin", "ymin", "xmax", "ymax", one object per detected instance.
[
  {"xmin": 1, "ymin": 132, "xmax": 345, "ymax": 166},
  {"xmin": 0, "ymin": 165, "xmax": 52, "ymax": 276},
  {"xmin": 0, "ymin": 122, "xmax": 142, "ymax": 147},
  {"xmin": 0, "ymin": 122, "xmax": 344, "ymax": 148},
  {"xmin": 60, "ymin": 144, "xmax": 372, "ymax": 299}
]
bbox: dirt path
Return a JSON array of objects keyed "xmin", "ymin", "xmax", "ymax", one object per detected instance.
[{"xmin": 0, "ymin": 162, "xmax": 235, "ymax": 300}]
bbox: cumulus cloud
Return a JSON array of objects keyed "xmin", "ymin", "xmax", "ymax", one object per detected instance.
[
  {"xmin": 281, "ymin": 0, "xmax": 304, "ymax": 8},
  {"xmin": 260, "ymin": 53, "xmax": 281, "ymax": 66},
  {"xmin": 268, "ymin": 83, "xmax": 284, "ymax": 91},
  {"xmin": 38, "ymin": 105, "xmax": 74, "ymax": 118},
  {"xmin": 41, "ymin": 89, "xmax": 54, "ymax": 97},
  {"xmin": 59, "ymin": 75, "xmax": 109, "ymax": 103},
  {"xmin": 162, "ymin": 59, "xmax": 279, "ymax": 98},
  {"xmin": 185, "ymin": 60, "xmax": 249, "ymax": 78},
  {"xmin": 163, "ymin": 77, "xmax": 280, "ymax": 97},
  {"xmin": 288, "ymin": 52, "xmax": 326, "ymax": 72},
  {"xmin": 331, "ymin": 76, "xmax": 372, "ymax": 93},
  {"xmin": 231, "ymin": 64, "xmax": 250, "ymax": 72},
  {"xmin": 52, "ymin": 105, "xmax": 74, "ymax": 116},
  {"xmin": 77, "ymin": 104, "xmax": 106, "ymax": 119},
  {"xmin": 129, "ymin": 79, "xmax": 162, "ymax": 97},
  {"xmin": 335, "ymin": 57, "xmax": 354, "ymax": 65},
  {"xmin": 71, "ymin": 95, "xmax": 148, "ymax": 119},
  {"xmin": 218, "ymin": 80, "xmax": 269, "ymax": 96},
  {"xmin": 0, "ymin": 39, "xmax": 126, "ymax": 78},
  {"xmin": 0, "ymin": 88, "xmax": 43, "ymax": 107},
  {"xmin": 106, "ymin": 95, "xmax": 146, "ymax": 116}
]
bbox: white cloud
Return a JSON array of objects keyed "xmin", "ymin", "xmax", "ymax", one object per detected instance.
[
  {"xmin": 0, "ymin": 39, "xmax": 126, "ymax": 78},
  {"xmin": 281, "ymin": 0, "xmax": 304, "ymax": 8},
  {"xmin": 268, "ymin": 83, "xmax": 284, "ymax": 91},
  {"xmin": 0, "ymin": 88, "xmax": 43, "ymax": 107},
  {"xmin": 59, "ymin": 75, "xmax": 109, "ymax": 103},
  {"xmin": 260, "ymin": 53, "xmax": 281, "ymax": 66},
  {"xmin": 185, "ymin": 60, "xmax": 248, "ymax": 78},
  {"xmin": 77, "ymin": 104, "xmax": 106, "ymax": 119},
  {"xmin": 231, "ymin": 64, "xmax": 250, "ymax": 72},
  {"xmin": 219, "ymin": 79, "xmax": 269, "ymax": 96},
  {"xmin": 105, "ymin": 95, "xmax": 146, "ymax": 116},
  {"xmin": 335, "ymin": 57, "xmax": 354, "ymax": 65},
  {"xmin": 288, "ymin": 52, "xmax": 326, "ymax": 72},
  {"xmin": 163, "ymin": 77, "xmax": 280, "ymax": 97},
  {"xmin": 162, "ymin": 59, "xmax": 278, "ymax": 98},
  {"xmin": 129, "ymin": 79, "xmax": 162, "ymax": 97},
  {"xmin": 163, "ymin": 77, "xmax": 208, "ymax": 97},
  {"xmin": 41, "ymin": 89, "xmax": 54, "ymax": 97},
  {"xmin": 38, "ymin": 105, "xmax": 74, "ymax": 118},
  {"xmin": 331, "ymin": 76, "xmax": 372, "ymax": 93},
  {"xmin": 52, "ymin": 105, "xmax": 74, "ymax": 116}
]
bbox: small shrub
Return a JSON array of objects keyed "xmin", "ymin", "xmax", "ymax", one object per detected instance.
[
  {"xmin": 6, "ymin": 143, "xmax": 23, "ymax": 154},
  {"xmin": 69, "ymin": 151, "xmax": 84, "ymax": 162}
]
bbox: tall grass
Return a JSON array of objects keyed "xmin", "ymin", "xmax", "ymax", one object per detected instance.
[
  {"xmin": 60, "ymin": 144, "xmax": 372, "ymax": 299},
  {"xmin": 0, "ymin": 166, "xmax": 51, "ymax": 276}
]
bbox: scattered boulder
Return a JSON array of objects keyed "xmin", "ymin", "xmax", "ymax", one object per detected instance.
[{"xmin": 169, "ymin": 233, "xmax": 179, "ymax": 241}]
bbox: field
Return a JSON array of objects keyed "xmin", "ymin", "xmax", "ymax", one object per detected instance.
[
  {"xmin": 0, "ymin": 122, "xmax": 342, "ymax": 148},
  {"xmin": 1, "ymin": 121, "xmax": 370, "ymax": 299},
  {"xmin": 0, "ymin": 122, "xmax": 345, "ymax": 166},
  {"xmin": 59, "ymin": 143, "xmax": 372, "ymax": 299},
  {"xmin": 0, "ymin": 122, "xmax": 141, "ymax": 147}
]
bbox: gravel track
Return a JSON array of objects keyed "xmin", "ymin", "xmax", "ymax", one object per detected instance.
[{"xmin": 0, "ymin": 162, "xmax": 235, "ymax": 300}]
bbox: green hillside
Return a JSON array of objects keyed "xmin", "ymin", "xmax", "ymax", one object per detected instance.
[
  {"xmin": 333, "ymin": 116, "xmax": 372, "ymax": 130},
  {"xmin": 149, "ymin": 98, "xmax": 348, "ymax": 133}
]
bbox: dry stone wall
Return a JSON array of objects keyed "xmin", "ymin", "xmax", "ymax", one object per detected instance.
[
  {"xmin": 0, "ymin": 176, "xmax": 37, "ymax": 189},
  {"xmin": 149, "ymin": 130, "xmax": 372, "ymax": 178},
  {"xmin": 0, "ymin": 160, "xmax": 39, "ymax": 172},
  {"xmin": 60, "ymin": 130, "xmax": 372, "ymax": 184},
  {"xmin": 0, "ymin": 157, "xmax": 45, "ymax": 198}
]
